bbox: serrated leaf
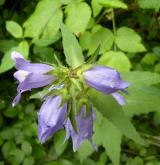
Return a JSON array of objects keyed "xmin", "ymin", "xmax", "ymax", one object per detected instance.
[
  {"xmin": 121, "ymin": 71, "xmax": 160, "ymax": 88},
  {"xmin": 98, "ymin": 51, "xmax": 131, "ymax": 72},
  {"xmin": 99, "ymin": 0, "xmax": 128, "ymax": 9},
  {"xmin": 124, "ymin": 87, "xmax": 160, "ymax": 117},
  {"xmin": 32, "ymin": 9, "xmax": 63, "ymax": 47},
  {"xmin": 115, "ymin": 27, "xmax": 146, "ymax": 53},
  {"xmin": 6, "ymin": 21, "xmax": 23, "ymax": 38},
  {"xmin": 138, "ymin": 0, "xmax": 160, "ymax": 11},
  {"xmin": 90, "ymin": 25, "xmax": 114, "ymax": 54},
  {"xmin": 65, "ymin": 1, "xmax": 91, "ymax": 35},
  {"xmin": 87, "ymin": 45, "xmax": 100, "ymax": 64},
  {"xmin": 80, "ymin": 25, "xmax": 114, "ymax": 54},
  {"xmin": 94, "ymin": 111, "xmax": 122, "ymax": 165},
  {"xmin": 23, "ymin": 0, "xmax": 62, "ymax": 45},
  {"xmin": 60, "ymin": 23, "xmax": 84, "ymax": 68},
  {"xmin": 89, "ymin": 89, "xmax": 144, "ymax": 145}
]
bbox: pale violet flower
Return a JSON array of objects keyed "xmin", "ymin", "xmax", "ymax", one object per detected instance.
[
  {"xmin": 83, "ymin": 66, "xmax": 130, "ymax": 105},
  {"xmin": 11, "ymin": 51, "xmax": 55, "ymax": 107},
  {"xmin": 64, "ymin": 106, "xmax": 96, "ymax": 152},
  {"xmin": 38, "ymin": 95, "xmax": 67, "ymax": 143}
]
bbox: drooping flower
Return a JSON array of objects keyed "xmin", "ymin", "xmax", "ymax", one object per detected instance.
[
  {"xmin": 38, "ymin": 95, "xmax": 67, "ymax": 143},
  {"xmin": 11, "ymin": 51, "xmax": 55, "ymax": 106},
  {"xmin": 83, "ymin": 66, "xmax": 130, "ymax": 105},
  {"xmin": 64, "ymin": 106, "xmax": 96, "ymax": 152}
]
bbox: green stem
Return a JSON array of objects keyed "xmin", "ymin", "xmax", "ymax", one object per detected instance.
[{"xmin": 111, "ymin": 9, "xmax": 117, "ymax": 51}]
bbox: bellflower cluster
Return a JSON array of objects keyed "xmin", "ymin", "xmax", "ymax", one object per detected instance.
[{"xmin": 12, "ymin": 51, "xmax": 130, "ymax": 151}]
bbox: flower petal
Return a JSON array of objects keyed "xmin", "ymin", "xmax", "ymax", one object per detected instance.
[
  {"xmin": 13, "ymin": 70, "xmax": 30, "ymax": 82},
  {"xmin": 112, "ymin": 92, "xmax": 126, "ymax": 106},
  {"xmin": 83, "ymin": 66, "xmax": 130, "ymax": 94},
  {"xmin": 11, "ymin": 51, "xmax": 53, "ymax": 74},
  {"xmin": 38, "ymin": 95, "xmax": 67, "ymax": 143},
  {"xmin": 17, "ymin": 73, "xmax": 55, "ymax": 92},
  {"xmin": 12, "ymin": 92, "xmax": 22, "ymax": 107},
  {"xmin": 64, "ymin": 107, "xmax": 96, "ymax": 152}
]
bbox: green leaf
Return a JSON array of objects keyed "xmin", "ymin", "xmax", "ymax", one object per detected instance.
[
  {"xmin": 80, "ymin": 25, "xmax": 114, "ymax": 54},
  {"xmin": 126, "ymin": 157, "xmax": 143, "ymax": 165},
  {"xmin": 32, "ymin": 143, "xmax": 46, "ymax": 159},
  {"xmin": 87, "ymin": 45, "xmax": 100, "ymax": 64},
  {"xmin": 154, "ymin": 62, "xmax": 160, "ymax": 73},
  {"xmin": 89, "ymin": 89, "xmax": 144, "ymax": 145},
  {"xmin": 54, "ymin": 130, "xmax": 68, "ymax": 157},
  {"xmin": 23, "ymin": 0, "xmax": 62, "ymax": 45},
  {"xmin": 0, "ymin": 129, "xmax": 14, "ymax": 141},
  {"xmin": 98, "ymin": 51, "xmax": 131, "ymax": 72},
  {"xmin": 77, "ymin": 141, "xmax": 94, "ymax": 162},
  {"xmin": 94, "ymin": 111, "xmax": 122, "ymax": 165},
  {"xmin": 60, "ymin": 160, "xmax": 73, "ymax": 165},
  {"xmin": 65, "ymin": 1, "xmax": 91, "ymax": 35},
  {"xmin": 9, "ymin": 148, "xmax": 25, "ymax": 164},
  {"xmin": 115, "ymin": 27, "xmax": 146, "ymax": 53},
  {"xmin": 21, "ymin": 141, "xmax": 32, "ymax": 156},
  {"xmin": 79, "ymin": 31, "xmax": 92, "ymax": 50},
  {"xmin": 99, "ymin": 0, "xmax": 128, "ymax": 9},
  {"xmin": 138, "ymin": 0, "xmax": 160, "ymax": 11},
  {"xmin": 0, "ymin": 40, "xmax": 18, "ymax": 53},
  {"xmin": 141, "ymin": 52, "xmax": 158, "ymax": 65},
  {"xmin": 121, "ymin": 71, "xmax": 160, "ymax": 117},
  {"xmin": 2, "ymin": 141, "xmax": 16, "ymax": 159},
  {"xmin": 17, "ymin": 40, "xmax": 29, "ymax": 57},
  {"xmin": 121, "ymin": 71, "xmax": 160, "ymax": 88},
  {"xmin": 82, "ymin": 158, "xmax": 96, "ymax": 165},
  {"xmin": 30, "ymin": 89, "xmax": 49, "ymax": 99},
  {"xmin": 60, "ymin": 23, "xmax": 84, "ymax": 68},
  {"xmin": 23, "ymin": 156, "xmax": 35, "ymax": 165},
  {"xmin": 6, "ymin": 21, "xmax": 23, "ymax": 38},
  {"xmin": 33, "ymin": 46, "xmax": 57, "ymax": 64},
  {"xmin": 60, "ymin": 0, "xmax": 72, "ymax": 5},
  {"xmin": 0, "ymin": 40, "xmax": 29, "ymax": 74},
  {"xmin": 32, "ymin": 9, "xmax": 63, "ymax": 47},
  {"xmin": 2, "ymin": 141, "xmax": 25, "ymax": 164},
  {"xmin": 0, "ymin": 48, "xmax": 16, "ymax": 73},
  {"xmin": 89, "ymin": 25, "xmax": 113, "ymax": 54},
  {"xmin": 4, "ymin": 105, "xmax": 18, "ymax": 118},
  {"xmin": 124, "ymin": 87, "xmax": 160, "ymax": 117},
  {"xmin": 44, "ymin": 160, "xmax": 73, "ymax": 165},
  {"xmin": 91, "ymin": 0, "xmax": 103, "ymax": 17}
]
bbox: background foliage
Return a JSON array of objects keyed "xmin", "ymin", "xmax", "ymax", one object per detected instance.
[{"xmin": 0, "ymin": 0, "xmax": 160, "ymax": 164}]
